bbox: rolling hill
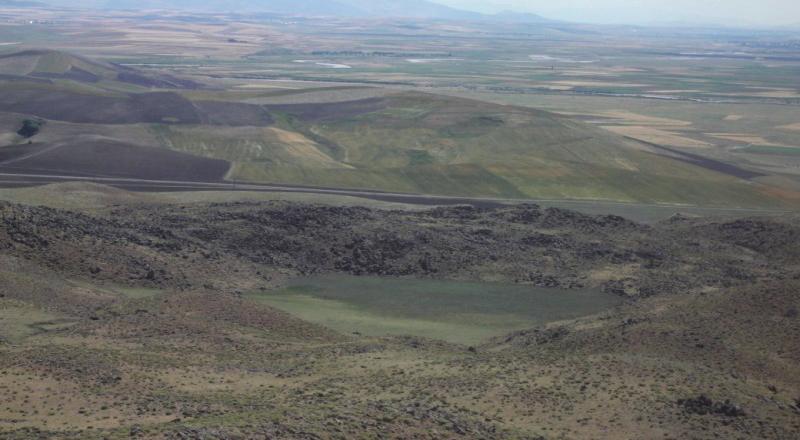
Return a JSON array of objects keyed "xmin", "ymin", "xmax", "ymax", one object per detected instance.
[
  {"xmin": 158, "ymin": 90, "xmax": 793, "ymax": 207},
  {"xmin": 0, "ymin": 50, "xmax": 796, "ymax": 208},
  {"xmin": 0, "ymin": 50, "xmax": 202, "ymax": 89}
]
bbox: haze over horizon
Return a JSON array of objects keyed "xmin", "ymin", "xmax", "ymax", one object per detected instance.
[
  {"xmin": 23, "ymin": 0, "xmax": 799, "ymax": 28},
  {"xmin": 439, "ymin": 0, "xmax": 800, "ymax": 27}
]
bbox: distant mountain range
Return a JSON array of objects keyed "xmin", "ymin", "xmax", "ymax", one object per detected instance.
[
  {"xmin": 23, "ymin": 0, "xmax": 551, "ymax": 23},
  {"xmin": 0, "ymin": 0, "xmax": 48, "ymax": 6},
  {"xmin": 491, "ymin": 10, "xmax": 553, "ymax": 24},
  {"xmin": 101, "ymin": 0, "xmax": 482, "ymax": 19}
]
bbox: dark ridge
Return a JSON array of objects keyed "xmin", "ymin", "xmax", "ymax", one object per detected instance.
[
  {"xmin": 32, "ymin": 66, "xmax": 101, "ymax": 83},
  {"xmin": 266, "ymin": 97, "xmax": 388, "ymax": 122},
  {"xmin": 115, "ymin": 70, "xmax": 205, "ymax": 90},
  {"xmin": 194, "ymin": 100, "xmax": 274, "ymax": 126},
  {"xmin": 0, "ymin": 139, "xmax": 230, "ymax": 182},
  {"xmin": 627, "ymin": 137, "xmax": 765, "ymax": 180},
  {"xmin": 0, "ymin": 88, "xmax": 278, "ymax": 126}
]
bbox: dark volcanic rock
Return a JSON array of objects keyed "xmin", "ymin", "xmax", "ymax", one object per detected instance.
[
  {"xmin": 0, "ymin": 200, "xmax": 797, "ymax": 298},
  {"xmin": 677, "ymin": 395, "xmax": 746, "ymax": 417}
]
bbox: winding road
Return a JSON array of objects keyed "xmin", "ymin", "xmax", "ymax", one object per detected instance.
[
  {"xmin": 0, "ymin": 171, "xmax": 793, "ymax": 221},
  {"xmin": 0, "ymin": 171, "xmax": 510, "ymax": 208}
]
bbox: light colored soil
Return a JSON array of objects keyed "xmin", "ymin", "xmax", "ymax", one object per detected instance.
[
  {"xmin": 707, "ymin": 133, "xmax": 790, "ymax": 146},
  {"xmin": 549, "ymin": 80, "xmax": 648, "ymax": 88},
  {"xmin": 650, "ymin": 89, "xmax": 702, "ymax": 94},
  {"xmin": 750, "ymin": 90, "xmax": 800, "ymax": 98},
  {"xmin": 715, "ymin": 90, "xmax": 800, "ymax": 98},
  {"xmin": 778, "ymin": 122, "xmax": 800, "ymax": 131},
  {"xmin": 0, "ymin": 132, "xmax": 19, "ymax": 145},
  {"xmin": 535, "ymin": 84, "xmax": 575, "ymax": 91},
  {"xmin": 268, "ymin": 127, "xmax": 353, "ymax": 169},
  {"xmin": 233, "ymin": 84, "xmax": 297, "ymax": 89},
  {"xmin": 557, "ymin": 70, "xmax": 619, "ymax": 77},
  {"xmin": 601, "ymin": 110, "xmax": 693, "ymax": 127}
]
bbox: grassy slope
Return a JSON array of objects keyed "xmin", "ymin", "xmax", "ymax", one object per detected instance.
[
  {"xmin": 0, "ymin": 51, "xmax": 174, "ymax": 96},
  {"xmin": 152, "ymin": 91, "xmax": 790, "ymax": 207},
  {"xmin": 248, "ymin": 274, "xmax": 620, "ymax": 344}
]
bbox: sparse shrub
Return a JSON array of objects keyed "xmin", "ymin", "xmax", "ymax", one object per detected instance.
[{"xmin": 17, "ymin": 118, "xmax": 45, "ymax": 138}]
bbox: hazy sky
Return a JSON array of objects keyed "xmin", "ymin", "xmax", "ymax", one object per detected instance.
[{"xmin": 437, "ymin": 0, "xmax": 800, "ymax": 26}]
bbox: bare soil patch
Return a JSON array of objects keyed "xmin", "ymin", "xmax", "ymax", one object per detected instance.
[
  {"xmin": 778, "ymin": 122, "xmax": 800, "ymax": 132},
  {"xmin": 707, "ymin": 133, "xmax": 788, "ymax": 146}
]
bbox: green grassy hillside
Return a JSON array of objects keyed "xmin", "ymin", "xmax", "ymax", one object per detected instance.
[
  {"xmin": 153, "ymin": 91, "xmax": 792, "ymax": 207},
  {"xmin": 249, "ymin": 274, "xmax": 621, "ymax": 344}
]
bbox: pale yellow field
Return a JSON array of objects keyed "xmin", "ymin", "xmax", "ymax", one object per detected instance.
[
  {"xmin": 715, "ymin": 89, "xmax": 800, "ymax": 98},
  {"xmin": 649, "ymin": 89, "xmax": 702, "ymax": 94},
  {"xmin": 551, "ymin": 110, "xmax": 692, "ymax": 127},
  {"xmin": 0, "ymin": 132, "xmax": 19, "ymax": 145},
  {"xmin": 601, "ymin": 110, "xmax": 692, "ymax": 127},
  {"xmin": 269, "ymin": 127, "xmax": 353, "ymax": 169},
  {"xmin": 548, "ymin": 80, "xmax": 648, "ymax": 88},
  {"xmin": 238, "ymin": 83, "xmax": 299, "ymax": 90},
  {"xmin": 557, "ymin": 70, "xmax": 618, "ymax": 77},
  {"xmin": 534, "ymin": 84, "xmax": 574, "ymax": 91},
  {"xmin": 556, "ymin": 66, "xmax": 646, "ymax": 75},
  {"xmin": 778, "ymin": 122, "xmax": 800, "ymax": 131},
  {"xmin": 707, "ymin": 133, "xmax": 789, "ymax": 146},
  {"xmin": 750, "ymin": 90, "xmax": 800, "ymax": 98}
]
